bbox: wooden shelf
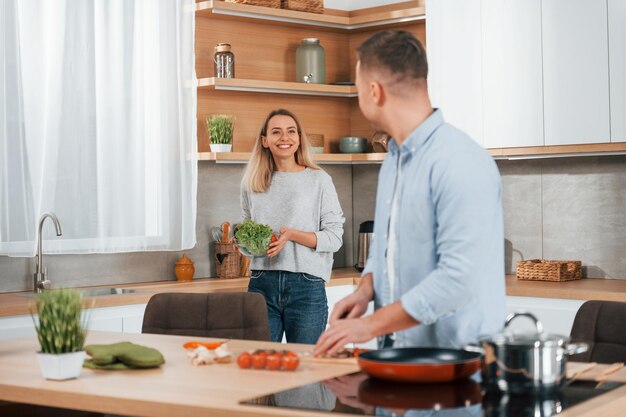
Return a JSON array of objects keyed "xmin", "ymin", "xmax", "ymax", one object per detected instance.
[
  {"xmin": 195, "ymin": 1, "xmax": 425, "ymax": 31},
  {"xmin": 192, "ymin": 143, "xmax": 626, "ymax": 164},
  {"xmin": 197, "ymin": 77, "xmax": 357, "ymax": 97},
  {"xmin": 489, "ymin": 142, "xmax": 626, "ymax": 159},
  {"xmin": 193, "ymin": 151, "xmax": 387, "ymax": 164}
]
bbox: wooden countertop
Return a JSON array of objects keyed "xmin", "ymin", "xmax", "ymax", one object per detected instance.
[
  {"xmin": 3, "ymin": 270, "xmax": 626, "ymax": 318},
  {"xmin": 0, "ymin": 331, "xmax": 625, "ymax": 417}
]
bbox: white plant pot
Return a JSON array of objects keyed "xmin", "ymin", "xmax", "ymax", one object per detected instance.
[
  {"xmin": 36, "ymin": 351, "xmax": 86, "ymax": 380},
  {"xmin": 210, "ymin": 144, "xmax": 232, "ymax": 152}
]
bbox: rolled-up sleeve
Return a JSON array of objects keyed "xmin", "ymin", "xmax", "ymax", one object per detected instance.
[
  {"xmin": 400, "ymin": 152, "xmax": 502, "ymax": 325},
  {"xmin": 315, "ymin": 176, "xmax": 345, "ymax": 253}
]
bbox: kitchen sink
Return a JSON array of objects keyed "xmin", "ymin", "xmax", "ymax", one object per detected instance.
[{"xmin": 17, "ymin": 288, "xmax": 145, "ymax": 297}]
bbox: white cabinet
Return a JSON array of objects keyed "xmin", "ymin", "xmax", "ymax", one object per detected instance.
[
  {"xmin": 506, "ymin": 296, "xmax": 584, "ymax": 335},
  {"xmin": 542, "ymin": 0, "xmax": 610, "ymax": 145},
  {"xmin": 481, "ymin": 0, "xmax": 543, "ymax": 148},
  {"xmin": 609, "ymin": 0, "xmax": 626, "ymax": 142},
  {"xmin": 0, "ymin": 304, "xmax": 147, "ymax": 341},
  {"xmin": 426, "ymin": 0, "xmax": 484, "ymax": 146}
]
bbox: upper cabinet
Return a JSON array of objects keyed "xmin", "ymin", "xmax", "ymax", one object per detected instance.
[
  {"xmin": 426, "ymin": 0, "xmax": 484, "ymax": 147},
  {"xmin": 481, "ymin": 0, "xmax": 543, "ymax": 148},
  {"xmin": 428, "ymin": 0, "xmax": 624, "ymax": 153},
  {"xmin": 542, "ymin": 0, "xmax": 610, "ymax": 145},
  {"xmin": 609, "ymin": 0, "xmax": 626, "ymax": 142}
]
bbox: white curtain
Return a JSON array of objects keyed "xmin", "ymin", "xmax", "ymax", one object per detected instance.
[{"xmin": 0, "ymin": 0, "xmax": 197, "ymax": 256}]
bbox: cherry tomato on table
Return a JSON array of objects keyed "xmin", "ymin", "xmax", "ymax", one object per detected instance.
[
  {"xmin": 237, "ymin": 352, "xmax": 252, "ymax": 369},
  {"xmin": 281, "ymin": 353, "xmax": 300, "ymax": 371},
  {"xmin": 251, "ymin": 351, "xmax": 267, "ymax": 369},
  {"xmin": 266, "ymin": 352, "xmax": 283, "ymax": 370}
]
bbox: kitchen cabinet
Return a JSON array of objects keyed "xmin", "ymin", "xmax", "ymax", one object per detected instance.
[
  {"xmin": 194, "ymin": 1, "xmax": 425, "ymax": 155},
  {"xmin": 542, "ymin": 0, "xmax": 610, "ymax": 145},
  {"xmin": 426, "ymin": 0, "xmax": 484, "ymax": 147},
  {"xmin": 0, "ymin": 304, "xmax": 147, "ymax": 341},
  {"xmin": 609, "ymin": 0, "xmax": 626, "ymax": 142},
  {"xmin": 481, "ymin": 0, "xmax": 543, "ymax": 148}
]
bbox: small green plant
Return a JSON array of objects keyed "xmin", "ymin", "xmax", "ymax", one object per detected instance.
[
  {"xmin": 206, "ymin": 114, "xmax": 234, "ymax": 144},
  {"xmin": 31, "ymin": 289, "xmax": 88, "ymax": 354}
]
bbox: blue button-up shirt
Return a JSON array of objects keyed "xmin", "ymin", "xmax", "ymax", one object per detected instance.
[{"xmin": 363, "ymin": 109, "xmax": 506, "ymax": 349}]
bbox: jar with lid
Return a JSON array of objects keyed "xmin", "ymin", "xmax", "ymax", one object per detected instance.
[
  {"xmin": 214, "ymin": 43, "xmax": 235, "ymax": 78},
  {"xmin": 296, "ymin": 38, "xmax": 325, "ymax": 84}
]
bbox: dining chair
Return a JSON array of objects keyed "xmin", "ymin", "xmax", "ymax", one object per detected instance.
[
  {"xmin": 142, "ymin": 292, "xmax": 270, "ymax": 341},
  {"xmin": 569, "ymin": 300, "xmax": 626, "ymax": 363}
]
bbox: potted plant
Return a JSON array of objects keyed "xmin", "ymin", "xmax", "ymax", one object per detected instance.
[
  {"xmin": 206, "ymin": 114, "xmax": 234, "ymax": 152},
  {"xmin": 31, "ymin": 288, "xmax": 88, "ymax": 380}
]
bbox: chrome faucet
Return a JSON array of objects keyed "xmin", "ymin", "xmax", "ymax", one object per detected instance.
[{"xmin": 34, "ymin": 212, "xmax": 62, "ymax": 293}]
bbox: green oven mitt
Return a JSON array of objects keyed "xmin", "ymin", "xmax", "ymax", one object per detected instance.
[{"xmin": 84, "ymin": 341, "xmax": 165, "ymax": 369}]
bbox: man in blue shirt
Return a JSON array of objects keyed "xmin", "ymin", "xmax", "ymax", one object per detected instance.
[{"xmin": 314, "ymin": 30, "xmax": 505, "ymax": 355}]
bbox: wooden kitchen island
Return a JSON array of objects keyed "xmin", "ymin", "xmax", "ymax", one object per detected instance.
[{"xmin": 1, "ymin": 331, "xmax": 626, "ymax": 417}]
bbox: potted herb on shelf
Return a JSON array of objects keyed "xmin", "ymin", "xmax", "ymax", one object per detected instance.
[
  {"xmin": 31, "ymin": 288, "xmax": 88, "ymax": 380},
  {"xmin": 206, "ymin": 114, "xmax": 234, "ymax": 152}
]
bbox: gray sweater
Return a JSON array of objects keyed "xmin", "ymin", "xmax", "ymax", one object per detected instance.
[{"xmin": 241, "ymin": 168, "xmax": 344, "ymax": 281}]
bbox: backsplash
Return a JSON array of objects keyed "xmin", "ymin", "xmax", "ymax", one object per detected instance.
[{"xmin": 1, "ymin": 155, "xmax": 625, "ymax": 293}]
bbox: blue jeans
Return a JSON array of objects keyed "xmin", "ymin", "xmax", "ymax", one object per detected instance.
[{"xmin": 248, "ymin": 270, "xmax": 328, "ymax": 344}]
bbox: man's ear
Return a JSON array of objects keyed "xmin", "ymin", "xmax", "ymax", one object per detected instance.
[{"xmin": 370, "ymin": 81, "xmax": 385, "ymax": 106}]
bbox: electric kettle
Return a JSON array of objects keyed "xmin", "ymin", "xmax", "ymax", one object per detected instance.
[{"xmin": 356, "ymin": 220, "xmax": 374, "ymax": 272}]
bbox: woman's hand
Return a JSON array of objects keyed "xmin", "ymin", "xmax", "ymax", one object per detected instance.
[
  {"xmin": 266, "ymin": 227, "xmax": 318, "ymax": 257},
  {"xmin": 266, "ymin": 227, "xmax": 291, "ymax": 257}
]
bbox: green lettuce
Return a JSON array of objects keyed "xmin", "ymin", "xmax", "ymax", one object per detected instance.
[{"xmin": 235, "ymin": 219, "xmax": 273, "ymax": 257}]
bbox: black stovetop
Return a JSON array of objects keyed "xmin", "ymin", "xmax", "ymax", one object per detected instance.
[{"xmin": 240, "ymin": 373, "xmax": 623, "ymax": 417}]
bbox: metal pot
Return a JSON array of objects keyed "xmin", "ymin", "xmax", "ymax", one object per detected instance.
[{"xmin": 477, "ymin": 312, "xmax": 588, "ymax": 394}]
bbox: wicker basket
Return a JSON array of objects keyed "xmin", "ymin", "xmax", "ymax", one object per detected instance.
[
  {"xmin": 516, "ymin": 259, "xmax": 582, "ymax": 282},
  {"xmin": 281, "ymin": 0, "xmax": 323, "ymax": 14},
  {"xmin": 214, "ymin": 242, "xmax": 242, "ymax": 279},
  {"xmin": 225, "ymin": 0, "xmax": 280, "ymax": 8}
]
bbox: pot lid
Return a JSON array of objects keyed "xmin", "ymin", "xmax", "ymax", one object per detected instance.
[{"xmin": 478, "ymin": 312, "xmax": 570, "ymax": 347}]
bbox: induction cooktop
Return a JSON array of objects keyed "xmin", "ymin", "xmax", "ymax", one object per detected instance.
[{"xmin": 240, "ymin": 372, "xmax": 623, "ymax": 417}]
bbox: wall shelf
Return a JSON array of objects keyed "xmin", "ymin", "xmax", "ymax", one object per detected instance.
[
  {"xmin": 197, "ymin": 77, "xmax": 357, "ymax": 97},
  {"xmin": 490, "ymin": 142, "xmax": 626, "ymax": 159},
  {"xmin": 195, "ymin": 1, "xmax": 425, "ymax": 31},
  {"xmin": 193, "ymin": 152, "xmax": 387, "ymax": 164}
]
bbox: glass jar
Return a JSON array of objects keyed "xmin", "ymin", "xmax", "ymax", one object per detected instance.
[
  {"xmin": 214, "ymin": 43, "xmax": 235, "ymax": 78},
  {"xmin": 296, "ymin": 38, "xmax": 325, "ymax": 84}
]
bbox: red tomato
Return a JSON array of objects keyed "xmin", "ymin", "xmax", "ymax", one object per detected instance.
[
  {"xmin": 271, "ymin": 233, "xmax": 278, "ymax": 243},
  {"xmin": 281, "ymin": 354, "xmax": 300, "ymax": 371},
  {"xmin": 237, "ymin": 352, "xmax": 252, "ymax": 369},
  {"xmin": 251, "ymin": 352, "xmax": 267, "ymax": 369},
  {"xmin": 266, "ymin": 353, "xmax": 283, "ymax": 370}
]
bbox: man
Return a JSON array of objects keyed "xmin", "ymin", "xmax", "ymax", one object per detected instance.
[{"xmin": 314, "ymin": 30, "xmax": 505, "ymax": 356}]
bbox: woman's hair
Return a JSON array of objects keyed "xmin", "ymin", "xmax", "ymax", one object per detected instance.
[{"xmin": 241, "ymin": 109, "xmax": 320, "ymax": 193}]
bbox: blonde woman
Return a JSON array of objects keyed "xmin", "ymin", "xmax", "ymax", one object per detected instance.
[{"xmin": 241, "ymin": 109, "xmax": 345, "ymax": 344}]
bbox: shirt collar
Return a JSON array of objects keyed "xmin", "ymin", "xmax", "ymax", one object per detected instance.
[{"xmin": 388, "ymin": 108, "xmax": 444, "ymax": 155}]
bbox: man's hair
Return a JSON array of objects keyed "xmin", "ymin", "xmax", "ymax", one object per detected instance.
[{"xmin": 357, "ymin": 30, "xmax": 428, "ymax": 84}]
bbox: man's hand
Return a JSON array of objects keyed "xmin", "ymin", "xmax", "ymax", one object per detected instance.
[
  {"xmin": 313, "ymin": 316, "xmax": 376, "ymax": 357},
  {"xmin": 329, "ymin": 273, "xmax": 374, "ymax": 324}
]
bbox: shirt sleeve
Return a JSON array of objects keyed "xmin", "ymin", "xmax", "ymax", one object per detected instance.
[
  {"xmin": 400, "ymin": 151, "xmax": 503, "ymax": 325},
  {"xmin": 314, "ymin": 175, "xmax": 345, "ymax": 253},
  {"xmin": 240, "ymin": 189, "xmax": 251, "ymax": 221}
]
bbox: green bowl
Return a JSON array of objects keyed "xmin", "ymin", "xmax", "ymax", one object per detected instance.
[{"xmin": 339, "ymin": 137, "xmax": 367, "ymax": 153}]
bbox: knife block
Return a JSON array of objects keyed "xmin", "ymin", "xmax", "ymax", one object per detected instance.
[{"xmin": 214, "ymin": 242, "xmax": 241, "ymax": 279}]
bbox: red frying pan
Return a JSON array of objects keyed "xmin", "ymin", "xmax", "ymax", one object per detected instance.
[{"xmin": 357, "ymin": 347, "xmax": 482, "ymax": 383}]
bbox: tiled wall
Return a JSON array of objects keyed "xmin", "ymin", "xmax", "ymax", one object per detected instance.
[
  {"xmin": 0, "ymin": 163, "xmax": 354, "ymax": 293},
  {"xmin": 1, "ymin": 155, "xmax": 625, "ymax": 293}
]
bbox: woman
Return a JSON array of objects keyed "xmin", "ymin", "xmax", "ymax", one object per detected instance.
[{"xmin": 240, "ymin": 109, "xmax": 345, "ymax": 344}]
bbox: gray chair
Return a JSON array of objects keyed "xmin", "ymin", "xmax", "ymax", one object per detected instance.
[
  {"xmin": 569, "ymin": 300, "xmax": 626, "ymax": 363},
  {"xmin": 142, "ymin": 292, "xmax": 270, "ymax": 341}
]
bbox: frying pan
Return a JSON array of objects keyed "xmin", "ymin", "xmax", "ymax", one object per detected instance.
[{"xmin": 357, "ymin": 347, "xmax": 482, "ymax": 383}]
